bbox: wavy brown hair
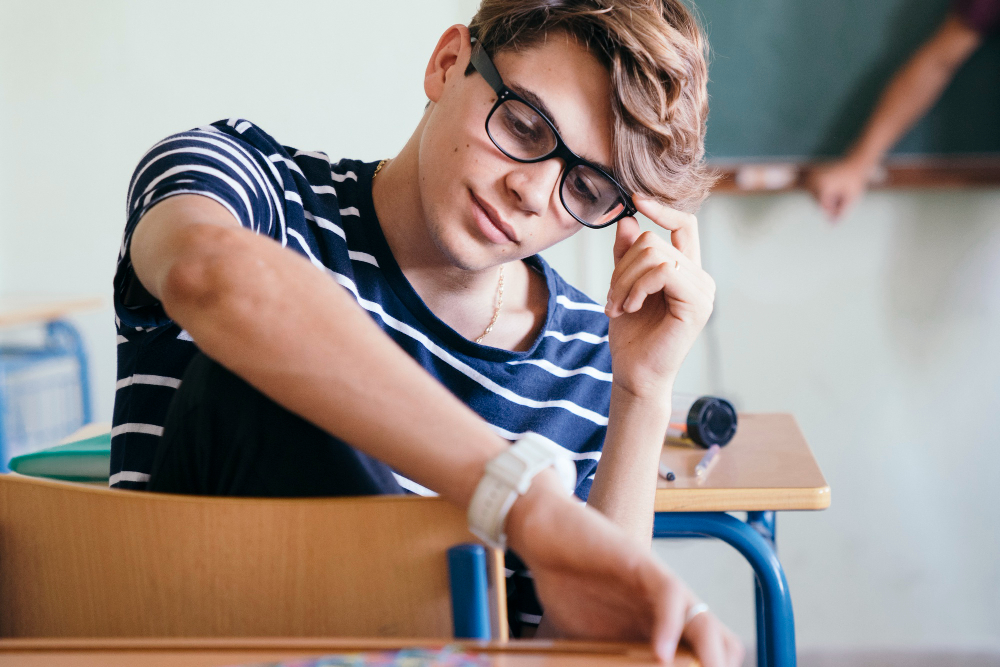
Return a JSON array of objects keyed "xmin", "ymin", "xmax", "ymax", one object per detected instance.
[{"xmin": 468, "ymin": 0, "xmax": 714, "ymax": 212}]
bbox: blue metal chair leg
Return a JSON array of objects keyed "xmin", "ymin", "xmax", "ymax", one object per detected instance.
[
  {"xmin": 447, "ymin": 544, "xmax": 492, "ymax": 640},
  {"xmin": 654, "ymin": 512, "xmax": 795, "ymax": 667}
]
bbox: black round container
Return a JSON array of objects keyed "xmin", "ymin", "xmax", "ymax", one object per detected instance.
[{"xmin": 686, "ymin": 396, "xmax": 738, "ymax": 448}]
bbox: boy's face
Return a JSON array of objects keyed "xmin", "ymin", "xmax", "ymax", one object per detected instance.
[{"xmin": 418, "ymin": 30, "xmax": 615, "ymax": 271}]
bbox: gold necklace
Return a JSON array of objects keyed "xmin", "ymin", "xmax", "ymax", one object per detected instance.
[
  {"xmin": 475, "ymin": 265, "xmax": 504, "ymax": 344},
  {"xmin": 373, "ymin": 159, "xmax": 503, "ymax": 344}
]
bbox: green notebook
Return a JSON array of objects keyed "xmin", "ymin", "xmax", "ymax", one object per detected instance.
[{"xmin": 9, "ymin": 432, "xmax": 111, "ymax": 482}]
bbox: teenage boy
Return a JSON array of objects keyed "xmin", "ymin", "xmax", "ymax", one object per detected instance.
[{"xmin": 112, "ymin": 1, "xmax": 742, "ymax": 664}]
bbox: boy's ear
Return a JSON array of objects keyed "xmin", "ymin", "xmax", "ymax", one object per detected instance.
[{"xmin": 424, "ymin": 24, "xmax": 472, "ymax": 104}]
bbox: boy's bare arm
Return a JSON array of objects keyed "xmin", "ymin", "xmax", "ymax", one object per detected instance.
[
  {"xmin": 130, "ymin": 194, "xmax": 505, "ymax": 507},
  {"xmin": 587, "ymin": 198, "xmax": 715, "ymax": 544}
]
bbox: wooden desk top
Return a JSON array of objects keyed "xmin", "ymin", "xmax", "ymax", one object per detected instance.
[
  {"xmin": 0, "ymin": 638, "xmax": 696, "ymax": 666},
  {"xmin": 655, "ymin": 413, "xmax": 830, "ymax": 512},
  {"xmin": 0, "ymin": 295, "xmax": 103, "ymax": 328}
]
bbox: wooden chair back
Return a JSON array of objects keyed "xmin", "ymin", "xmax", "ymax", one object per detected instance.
[{"xmin": 0, "ymin": 474, "xmax": 505, "ymax": 639}]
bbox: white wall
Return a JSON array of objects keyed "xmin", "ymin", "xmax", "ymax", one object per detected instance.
[{"xmin": 2, "ymin": 0, "xmax": 998, "ymax": 655}]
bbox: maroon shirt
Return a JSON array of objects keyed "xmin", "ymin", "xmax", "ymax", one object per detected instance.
[{"xmin": 952, "ymin": 0, "xmax": 1000, "ymax": 35}]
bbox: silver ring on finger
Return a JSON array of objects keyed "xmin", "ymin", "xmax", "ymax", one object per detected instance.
[{"xmin": 685, "ymin": 601, "xmax": 709, "ymax": 625}]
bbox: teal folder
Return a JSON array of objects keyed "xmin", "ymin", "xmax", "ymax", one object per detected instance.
[{"xmin": 8, "ymin": 432, "xmax": 111, "ymax": 482}]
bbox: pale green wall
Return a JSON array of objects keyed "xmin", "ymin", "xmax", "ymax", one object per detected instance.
[
  {"xmin": 2, "ymin": 0, "xmax": 998, "ymax": 653},
  {"xmin": 543, "ymin": 189, "xmax": 1000, "ymax": 648}
]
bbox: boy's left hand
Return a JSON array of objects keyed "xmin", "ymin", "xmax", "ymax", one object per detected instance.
[{"xmin": 605, "ymin": 196, "xmax": 715, "ymax": 402}]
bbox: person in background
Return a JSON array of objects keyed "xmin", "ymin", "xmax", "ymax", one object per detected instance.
[{"xmin": 807, "ymin": 0, "xmax": 999, "ymax": 221}]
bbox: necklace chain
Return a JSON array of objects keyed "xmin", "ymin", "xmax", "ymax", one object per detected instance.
[
  {"xmin": 373, "ymin": 158, "xmax": 503, "ymax": 345},
  {"xmin": 475, "ymin": 265, "xmax": 504, "ymax": 344}
]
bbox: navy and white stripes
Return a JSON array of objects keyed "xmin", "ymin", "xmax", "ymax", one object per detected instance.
[{"xmin": 112, "ymin": 119, "xmax": 613, "ymax": 499}]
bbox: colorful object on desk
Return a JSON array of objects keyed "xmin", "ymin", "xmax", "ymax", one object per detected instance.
[
  {"xmin": 8, "ymin": 430, "xmax": 110, "ymax": 482},
  {"xmin": 237, "ymin": 647, "xmax": 492, "ymax": 667},
  {"xmin": 665, "ymin": 393, "xmax": 738, "ymax": 448},
  {"xmin": 658, "ymin": 462, "xmax": 676, "ymax": 481}
]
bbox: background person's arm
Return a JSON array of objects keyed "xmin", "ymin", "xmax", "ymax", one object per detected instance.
[
  {"xmin": 806, "ymin": 14, "xmax": 982, "ymax": 220},
  {"xmin": 129, "ymin": 193, "xmax": 727, "ymax": 663}
]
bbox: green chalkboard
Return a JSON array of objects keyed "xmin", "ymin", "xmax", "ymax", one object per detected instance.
[{"xmin": 694, "ymin": 0, "xmax": 1000, "ymax": 161}]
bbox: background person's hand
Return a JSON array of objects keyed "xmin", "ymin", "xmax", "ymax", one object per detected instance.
[
  {"xmin": 806, "ymin": 157, "xmax": 878, "ymax": 221},
  {"xmin": 604, "ymin": 197, "xmax": 715, "ymax": 403},
  {"xmin": 506, "ymin": 472, "xmax": 744, "ymax": 666}
]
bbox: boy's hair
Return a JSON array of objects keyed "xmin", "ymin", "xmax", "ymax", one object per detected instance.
[{"xmin": 468, "ymin": 0, "xmax": 713, "ymax": 212}]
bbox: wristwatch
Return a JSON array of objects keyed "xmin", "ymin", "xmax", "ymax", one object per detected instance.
[{"xmin": 467, "ymin": 432, "xmax": 577, "ymax": 550}]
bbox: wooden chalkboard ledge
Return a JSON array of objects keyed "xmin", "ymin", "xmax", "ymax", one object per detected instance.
[{"xmin": 710, "ymin": 156, "xmax": 1000, "ymax": 194}]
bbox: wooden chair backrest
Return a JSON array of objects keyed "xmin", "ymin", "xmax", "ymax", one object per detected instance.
[{"xmin": 0, "ymin": 474, "xmax": 505, "ymax": 639}]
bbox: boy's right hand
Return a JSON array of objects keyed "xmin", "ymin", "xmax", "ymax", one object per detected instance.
[{"xmin": 505, "ymin": 471, "xmax": 745, "ymax": 666}]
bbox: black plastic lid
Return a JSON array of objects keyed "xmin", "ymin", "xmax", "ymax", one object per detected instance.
[{"xmin": 686, "ymin": 396, "xmax": 738, "ymax": 448}]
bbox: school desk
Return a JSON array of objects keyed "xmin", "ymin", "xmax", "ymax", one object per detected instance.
[
  {"xmin": 0, "ymin": 637, "xmax": 696, "ymax": 666},
  {"xmin": 0, "ymin": 295, "xmax": 103, "ymax": 329},
  {"xmin": 654, "ymin": 412, "xmax": 830, "ymax": 667}
]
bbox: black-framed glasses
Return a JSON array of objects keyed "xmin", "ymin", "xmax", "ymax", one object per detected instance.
[{"xmin": 470, "ymin": 40, "xmax": 636, "ymax": 229}]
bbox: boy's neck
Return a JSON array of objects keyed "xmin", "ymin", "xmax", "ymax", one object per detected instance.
[{"xmin": 371, "ymin": 132, "xmax": 546, "ymax": 350}]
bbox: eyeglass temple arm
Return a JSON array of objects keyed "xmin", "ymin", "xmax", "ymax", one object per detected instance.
[{"xmin": 470, "ymin": 40, "xmax": 506, "ymax": 95}]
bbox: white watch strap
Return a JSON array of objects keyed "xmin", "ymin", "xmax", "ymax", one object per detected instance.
[{"xmin": 467, "ymin": 432, "xmax": 576, "ymax": 550}]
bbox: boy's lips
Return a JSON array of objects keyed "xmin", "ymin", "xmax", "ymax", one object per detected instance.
[{"xmin": 470, "ymin": 191, "xmax": 519, "ymax": 244}]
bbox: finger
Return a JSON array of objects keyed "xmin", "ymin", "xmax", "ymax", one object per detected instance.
[
  {"xmin": 648, "ymin": 573, "xmax": 687, "ymax": 664},
  {"xmin": 607, "ymin": 244, "xmax": 712, "ymax": 317},
  {"xmin": 818, "ymin": 189, "xmax": 842, "ymax": 221},
  {"xmin": 608, "ymin": 231, "xmax": 710, "ymax": 309},
  {"xmin": 683, "ymin": 614, "xmax": 726, "ymax": 667},
  {"xmin": 609, "ymin": 230, "xmax": 662, "ymax": 293},
  {"xmin": 633, "ymin": 196, "xmax": 702, "ymax": 267},
  {"xmin": 613, "ymin": 215, "xmax": 641, "ymax": 266},
  {"xmin": 619, "ymin": 261, "xmax": 706, "ymax": 318}
]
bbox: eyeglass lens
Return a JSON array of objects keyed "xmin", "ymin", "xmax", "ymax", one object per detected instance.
[{"xmin": 488, "ymin": 98, "xmax": 625, "ymax": 227}]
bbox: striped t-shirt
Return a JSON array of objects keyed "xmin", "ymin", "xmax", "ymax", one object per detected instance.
[{"xmin": 112, "ymin": 118, "xmax": 614, "ymax": 499}]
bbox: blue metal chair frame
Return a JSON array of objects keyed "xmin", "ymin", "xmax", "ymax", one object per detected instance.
[
  {"xmin": 0, "ymin": 319, "xmax": 92, "ymax": 469},
  {"xmin": 447, "ymin": 544, "xmax": 493, "ymax": 640},
  {"xmin": 654, "ymin": 510, "xmax": 795, "ymax": 667}
]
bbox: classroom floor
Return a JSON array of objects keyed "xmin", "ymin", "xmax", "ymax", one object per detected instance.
[{"xmin": 793, "ymin": 649, "xmax": 1000, "ymax": 667}]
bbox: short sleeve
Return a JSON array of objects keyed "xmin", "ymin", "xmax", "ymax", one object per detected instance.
[
  {"xmin": 114, "ymin": 121, "xmax": 283, "ymax": 329},
  {"xmin": 951, "ymin": 0, "xmax": 1000, "ymax": 35}
]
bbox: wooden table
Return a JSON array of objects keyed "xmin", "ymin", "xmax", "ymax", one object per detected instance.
[
  {"xmin": 0, "ymin": 638, "xmax": 696, "ymax": 666},
  {"xmin": 652, "ymin": 413, "xmax": 829, "ymax": 667},
  {"xmin": 0, "ymin": 295, "xmax": 103, "ymax": 328}
]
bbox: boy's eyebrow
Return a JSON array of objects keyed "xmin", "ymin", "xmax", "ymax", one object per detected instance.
[{"xmin": 508, "ymin": 82, "xmax": 616, "ymax": 176}]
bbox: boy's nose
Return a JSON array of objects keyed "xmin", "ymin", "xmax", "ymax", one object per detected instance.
[{"xmin": 505, "ymin": 159, "xmax": 564, "ymax": 217}]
